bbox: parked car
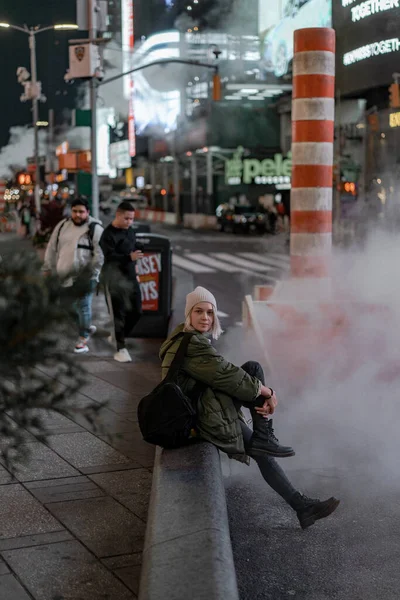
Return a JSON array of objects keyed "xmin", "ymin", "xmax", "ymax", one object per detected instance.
[
  {"xmin": 216, "ymin": 204, "xmax": 268, "ymax": 234},
  {"xmin": 100, "ymin": 194, "xmax": 148, "ymax": 215},
  {"xmin": 261, "ymin": 0, "xmax": 331, "ymax": 78}
]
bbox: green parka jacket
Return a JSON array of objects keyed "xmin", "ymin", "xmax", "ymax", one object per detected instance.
[{"xmin": 159, "ymin": 324, "xmax": 262, "ymax": 461}]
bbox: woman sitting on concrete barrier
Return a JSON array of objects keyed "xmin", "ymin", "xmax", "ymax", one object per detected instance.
[{"xmin": 160, "ymin": 286, "xmax": 340, "ymax": 530}]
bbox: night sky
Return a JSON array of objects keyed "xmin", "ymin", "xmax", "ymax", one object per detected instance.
[
  {"xmin": 0, "ymin": 0, "xmax": 241, "ymax": 149},
  {"xmin": 0, "ymin": 0, "xmax": 78, "ymax": 147}
]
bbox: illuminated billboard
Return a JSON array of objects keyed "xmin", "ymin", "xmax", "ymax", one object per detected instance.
[
  {"xmin": 258, "ymin": 0, "xmax": 332, "ymax": 78},
  {"xmin": 132, "ymin": 30, "xmax": 261, "ymax": 136},
  {"xmin": 334, "ymin": 0, "xmax": 400, "ymax": 94}
]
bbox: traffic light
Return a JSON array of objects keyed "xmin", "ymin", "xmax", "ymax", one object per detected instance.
[
  {"xmin": 343, "ymin": 182, "xmax": 357, "ymax": 196},
  {"xmin": 17, "ymin": 172, "xmax": 32, "ymax": 186},
  {"xmin": 368, "ymin": 113, "xmax": 379, "ymax": 132},
  {"xmin": 213, "ymin": 72, "xmax": 221, "ymax": 102},
  {"xmin": 389, "ymin": 83, "xmax": 400, "ymax": 108}
]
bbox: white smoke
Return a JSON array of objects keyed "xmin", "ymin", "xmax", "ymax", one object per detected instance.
[
  {"xmin": 98, "ymin": 40, "xmax": 129, "ymax": 120},
  {"xmin": 174, "ymin": 0, "xmax": 247, "ymax": 33},
  {"xmin": 0, "ymin": 127, "xmax": 48, "ymax": 178},
  {"xmin": 223, "ymin": 228, "xmax": 400, "ymax": 495}
]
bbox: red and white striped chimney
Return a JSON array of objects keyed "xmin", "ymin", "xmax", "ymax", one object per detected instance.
[{"xmin": 290, "ymin": 28, "xmax": 335, "ymax": 289}]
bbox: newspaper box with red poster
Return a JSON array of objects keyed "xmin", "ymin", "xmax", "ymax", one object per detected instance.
[
  {"xmin": 137, "ymin": 253, "xmax": 161, "ymax": 311},
  {"xmin": 132, "ymin": 233, "xmax": 173, "ymax": 338}
]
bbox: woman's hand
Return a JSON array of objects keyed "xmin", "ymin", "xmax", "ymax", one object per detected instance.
[{"xmin": 255, "ymin": 385, "xmax": 278, "ymax": 417}]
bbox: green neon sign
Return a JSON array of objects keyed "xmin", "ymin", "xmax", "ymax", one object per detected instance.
[{"xmin": 225, "ymin": 146, "xmax": 292, "ymax": 185}]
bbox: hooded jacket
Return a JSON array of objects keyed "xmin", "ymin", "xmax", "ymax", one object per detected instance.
[
  {"xmin": 43, "ymin": 216, "xmax": 104, "ymax": 287},
  {"xmin": 160, "ymin": 324, "xmax": 262, "ymax": 461}
]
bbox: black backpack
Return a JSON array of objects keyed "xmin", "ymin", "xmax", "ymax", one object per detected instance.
[
  {"xmin": 137, "ymin": 333, "xmax": 204, "ymax": 449},
  {"xmin": 56, "ymin": 218, "xmax": 99, "ymax": 255}
]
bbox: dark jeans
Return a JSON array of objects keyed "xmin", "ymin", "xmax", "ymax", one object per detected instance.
[
  {"xmin": 60, "ymin": 280, "xmax": 96, "ymax": 339},
  {"xmin": 107, "ymin": 283, "xmax": 142, "ymax": 351},
  {"xmin": 238, "ymin": 361, "xmax": 298, "ymax": 506}
]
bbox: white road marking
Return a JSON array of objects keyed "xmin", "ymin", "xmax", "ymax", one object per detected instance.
[
  {"xmin": 212, "ymin": 253, "xmax": 275, "ymax": 273},
  {"xmin": 189, "ymin": 253, "xmax": 240, "ymax": 272},
  {"xmin": 238, "ymin": 253, "xmax": 290, "ymax": 269},
  {"xmin": 188, "ymin": 252, "xmax": 272, "ymax": 278},
  {"xmin": 172, "ymin": 252, "xmax": 279, "ymax": 281},
  {"xmin": 172, "ymin": 255, "xmax": 215, "ymax": 273},
  {"xmin": 268, "ymin": 253, "xmax": 290, "ymax": 263},
  {"xmin": 217, "ymin": 310, "xmax": 229, "ymax": 318}
]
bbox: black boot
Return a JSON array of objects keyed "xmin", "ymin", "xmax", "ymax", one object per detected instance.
[
  {"xmin": 290, "ymin": 492, "xmax": 340, "ymax": 530},
  {"xmin": 247, "ymin": 419, "xmax": 295, "ymax": 458}
]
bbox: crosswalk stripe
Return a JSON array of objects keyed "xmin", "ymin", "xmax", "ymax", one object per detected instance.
[
  {"xmin": 268, "ymin": 253, "xmax": 290, "ymax": 263},
  {"xmin": 212, "ymin": 253, "xmax": 275, "ymax": 273},
  {"xmin": 172, "ymin": 255, "xmax": 215, "ymax": 273},
  {"xmin": 189, "ymin": 253, "xmax": 241, "ymax": 273},
  {"xmin": 217, "ymin": 310, "xmax": 229, "ymax": 318},
  {"xmin": 189, "ymin": 252, "xmax": 273, "ymax": 278},
  {"xmin": 238, "ymin": 252, "xmax": 290, "ymax": 269}
]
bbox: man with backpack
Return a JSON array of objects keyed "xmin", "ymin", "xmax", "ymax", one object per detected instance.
[{"xmin": 43, "ymin": 197, "xmax": 104, "ymax": 354}]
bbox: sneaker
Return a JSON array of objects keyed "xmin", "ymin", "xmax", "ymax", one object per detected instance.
[
  {"xmin": 292, "ymin": 493, "xmax": 340, "ymax": 530},
  {"xmin": 89, "ymin": 325, "xmax": 97, "ymax": 336},
  {"xmin": 74, "ymin": 338, "xmax": 89, "ymax": 354},
  {"xmin": 247, "ymin": 419, "xmax": 295, "ymax": 458},
  {"xmin": 114, "ymin": 348, "xmax": 132, "ymax": 363}
]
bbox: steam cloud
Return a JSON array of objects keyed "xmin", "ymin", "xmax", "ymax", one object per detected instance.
[
  {"xmin": 174, "ymin": 0, "xmax": 253, "ymax": 34},
  {"xmin": 220, "ymin": 228, "xmax": 400, "ymax": 496},
  {"xmin": 0, "ymin": 127, "xmax": 50, "ymax": 179}
]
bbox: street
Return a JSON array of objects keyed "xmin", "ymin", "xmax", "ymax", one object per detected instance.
[{"xmin": 148, "ymin": 223, "xmax": 290, "ymax": 329}]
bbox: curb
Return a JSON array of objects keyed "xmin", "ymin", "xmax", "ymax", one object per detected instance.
[{"xmin": 139, "ymin": 442, "xmax": 239, "ymax": 600}]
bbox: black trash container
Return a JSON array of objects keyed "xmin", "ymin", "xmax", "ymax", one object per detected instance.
[
  {"xmin": 132, "ymin": 222, "xmax": 151, "ymax": 234},
  {"xmin": 131, "ymin": 233, "xmax": 172, "ymax": 338}
]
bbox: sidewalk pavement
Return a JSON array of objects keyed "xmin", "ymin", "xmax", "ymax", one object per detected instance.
[
  {"xmin": 0, "ymin": 232, "xmax": 33, "ymax": 256},
  {"xmin": 0, "ymin": 286, "xmax": 160, "ymax": 600}
]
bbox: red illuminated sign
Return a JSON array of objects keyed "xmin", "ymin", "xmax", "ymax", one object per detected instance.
[{"xmin": 137, "ymin": 252, "xmax": 162, "ymax": 311}]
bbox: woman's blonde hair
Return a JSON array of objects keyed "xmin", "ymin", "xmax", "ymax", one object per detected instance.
[{"xmin": 184, "ymin": 305, "xmax": 223, "ymax": 340}]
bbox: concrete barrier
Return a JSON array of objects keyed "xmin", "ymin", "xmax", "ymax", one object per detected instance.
[
  {"xmin": 134, "ymin": 210, "xmax": 218, "ymax": 231},
  {"xmin": 139, "ymin": 442, "xmax": 239, "ymax": 600},
  {"xmin": 183, "ymin": 214, "xmax": 218, "ymax": 230},
  {"xmin": 135, "ymin": 209, "xmax": 178, "ymax": 225}
]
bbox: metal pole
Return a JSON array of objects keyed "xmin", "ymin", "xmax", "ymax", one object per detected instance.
[
  {"xmin": 191, "ymin": 154, "xmax": 197, "ymax": 214},
  {"xmin": 89, "ymin": 0, "xmax": 99, "ymax": 219},
  {"xmin": 162, "ymin": 162, "xmax": 168, "ymax": 212},
  {"xmin": 29, "ymin": 30, "xmax": 40, "ymax": 215},
  {"xmin": 335, "ymin": 88, "xmax": 342, "ymax": 229},
  {"xmin": 150, "ymin": 163, "xmax": 156, "ymax": 208},
  {"xmin": 173, "ymin": 155, "xmax": 180, "ymax": 222},
  {"xmin": 48, "ymin": 107, "xmax": 55, "ymax": 177},
  {"xmin": 206, "ymin": 149, "xmax": 213, "ymax": 214},
  {"xmin": 90, "ymin": 80, "xmax": 99, "ymax": 218}
]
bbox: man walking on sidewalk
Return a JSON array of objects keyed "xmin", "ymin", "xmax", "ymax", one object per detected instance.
[
  {"xmin": 43, "ymin": 197, "xmax": 104, "ymax": 354},
  {"xmin": 100, "ymin": 201, "xmax": 144, "ymax": 363}
]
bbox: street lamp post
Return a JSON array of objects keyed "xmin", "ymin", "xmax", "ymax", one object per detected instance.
[
  {"xmin": 0, "ymin": 22, "xmax": 78, "ymax": 215},
  {"xmin": 28, "ymin": 30, "xmax": 41, "ymax": 215}
]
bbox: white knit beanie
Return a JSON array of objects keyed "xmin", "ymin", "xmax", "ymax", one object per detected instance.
[{"xmin": 185, "ymin": 286, "xmax": 217, "ymax": 318}]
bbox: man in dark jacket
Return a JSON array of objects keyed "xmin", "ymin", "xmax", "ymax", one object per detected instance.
[{"xmin": 100, "ymin": 201, "xmax": 143, "ymax": 362}]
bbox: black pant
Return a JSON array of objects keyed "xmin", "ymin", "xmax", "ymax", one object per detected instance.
[
  {"xmin": 107, "ymin": 283, "xmax": 142, "ymax": 351},
  {"xmin": 238, "ymin": 361, "xmax": 298, "ymax": 507}
]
